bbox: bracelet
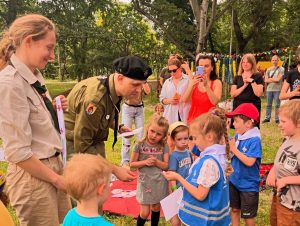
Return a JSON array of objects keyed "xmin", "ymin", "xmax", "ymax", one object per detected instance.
[{"xmin": 171, "ymin": 185, "xmax": 177, "ymax": 192}]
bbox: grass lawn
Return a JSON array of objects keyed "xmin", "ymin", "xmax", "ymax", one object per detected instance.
[{"xmin": 0, "ymin": 80, "xmax": 282, "ymax": 226}]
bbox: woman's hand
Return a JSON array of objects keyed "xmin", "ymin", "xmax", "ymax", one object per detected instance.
[
  {"xmin": 291, "ymin": 86, "xmax": 300, "ymax": 97},
  {"xmin": 200, "ymin": 75, "xmax": 208, "ymax": 87},
  {"xmin": 189, "ymin": 75, "xmax": 202, "ymax": 87},
  {"xmin": 52, "ymin": 174, "xmax": 66, "ymax": 192},
  {"xmin": 181, "ymin": 62, "xmax": 190, "ymax": 72},
  {"xmin": 170, "ymin": 97, "xmax": 180, "ymax": 105},
  {"xmin": 53, "ymin": 95, "xmax": 68, "ymax": 112}
]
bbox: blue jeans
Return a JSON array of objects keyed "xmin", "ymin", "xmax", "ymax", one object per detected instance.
[
  {"xmin": 121, "ymin": 103, "xmax": 144, "ymax": 164},
  {"xmin": 265, "ymin": 91, "xmax": 280, "ymax": 121}
]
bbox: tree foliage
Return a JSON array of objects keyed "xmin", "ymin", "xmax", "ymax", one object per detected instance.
[{"xmin": 0, "ymin": 0, "xmax": 299, "ymax": 80}]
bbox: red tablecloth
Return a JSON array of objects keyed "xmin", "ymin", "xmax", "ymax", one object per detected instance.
[{"xmin": 103, "ymin": 178, "xmax": 140, "ymax": 218}]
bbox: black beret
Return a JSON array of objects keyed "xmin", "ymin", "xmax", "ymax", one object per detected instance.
[{"xmin": 113, "ymin": 56, "xmax": 152, "ymax": 80}]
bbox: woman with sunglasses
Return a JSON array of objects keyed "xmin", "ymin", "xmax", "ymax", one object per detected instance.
[
  {"xmin": 182, "ymin": 55, "xmax": 222, "ymax": 124},
  {"xmin": 159, "ymin": 57, "xmax": 191, "ymax": 125}
]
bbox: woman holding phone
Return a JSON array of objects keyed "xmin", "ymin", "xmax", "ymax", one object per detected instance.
[
  {"xmin": 182, "ymin": 54, "xmax": 222, "ymax": 124},
  {"xmin": 160, "ymin": 57, "xmax": 191, "ymax": 124}
]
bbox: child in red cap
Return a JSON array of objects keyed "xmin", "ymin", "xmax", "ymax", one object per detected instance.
[{"xmin": 226, "ymin": 103, "xmax": 262, "ymax": 226}]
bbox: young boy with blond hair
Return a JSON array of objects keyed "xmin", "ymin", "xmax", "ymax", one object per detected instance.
[
  {"xmin": 266, "ymin": 100, "xmax": 300, "ymax": 226},
  {"xmin": 63, "ymin": 154, "xmax": 113, "ymax": 226},
  {"xmin": 226, "ymin": 103, "xmax": 262, "ymax": 226}
]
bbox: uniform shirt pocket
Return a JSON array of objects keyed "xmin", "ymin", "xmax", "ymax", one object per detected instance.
[{"xmin": 27, "ymin": 93, "xmax": 45, "ymax": 121}]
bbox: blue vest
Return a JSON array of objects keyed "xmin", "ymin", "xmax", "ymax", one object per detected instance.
[{"xmin": 179, "ymin": 155, "xmax": 230, "ymax": 226}]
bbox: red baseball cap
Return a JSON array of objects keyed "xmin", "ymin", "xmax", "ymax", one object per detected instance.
[{"xmin": 225, "ymin": 103, "xmax": 259, "ymax": 122}]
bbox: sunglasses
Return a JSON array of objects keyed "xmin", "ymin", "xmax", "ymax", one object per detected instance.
[{"xmin": 168, "ymin": 68, "xmax": 179, "ymax": 73}]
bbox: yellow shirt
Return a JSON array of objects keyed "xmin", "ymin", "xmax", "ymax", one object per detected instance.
[{"xmin": 0, "ymin": 200, "xmax": 14, "ymax": 226}]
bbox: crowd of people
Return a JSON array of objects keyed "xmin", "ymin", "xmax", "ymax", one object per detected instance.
[{"xmin": 0, "ymin": 13, "xmax": 299, "ymax": 226}]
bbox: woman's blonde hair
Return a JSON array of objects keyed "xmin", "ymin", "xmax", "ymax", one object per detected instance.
[
  {"xmin": 190, "ymin": 108, "xmax": 231, "ymax": 173},
  {"xmin": 64, "ymin": 154, "xmax": 112, "ymax": 201},
  {"xmin": 140, "ymin": 113, "xmax": 169, "ymax": 150},
  {"xmin": 238, "ymin": 53, "xmax": 258, "ymax": 75},
  {"xmin": 0, "ymin": 14, "xmax": 56, "ymax": 70},
  {"xmin": 279, "ymin": 99, "xmax": 300, "ymax": 126}
]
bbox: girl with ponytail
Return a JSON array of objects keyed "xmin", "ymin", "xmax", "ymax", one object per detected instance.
[{"xmin": 163, "ymin": 108, "xmax": 231, "ymax": 226}]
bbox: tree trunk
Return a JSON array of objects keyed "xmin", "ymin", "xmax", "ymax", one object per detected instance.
[
  {"xmin": 197, "ymin": 0, "xmax": 209, "ymax": 53},
  {"xmin": 5, "ymin": 0, "xmax": 18, "ymax": 26},
  {"xmin": 232, "ymin": 9, "xmax": 248, "ymax": 53}
]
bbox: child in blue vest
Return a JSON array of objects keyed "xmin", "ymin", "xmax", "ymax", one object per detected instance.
[
  {"xmin": 226, "ymin": 103, "xmax": 262, "ymax": 226},
  {"xmin": 168, "ymin": 121, "xmax": 192, "ymax": 226},
  {"xmin": 163, "ymin": 108, "xmax": 231, "ymax": 226}
]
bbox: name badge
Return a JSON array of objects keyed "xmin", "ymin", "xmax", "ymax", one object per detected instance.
[{"xmin": 284, "ymin": 156, "xmax": 297, "ymax": 171}]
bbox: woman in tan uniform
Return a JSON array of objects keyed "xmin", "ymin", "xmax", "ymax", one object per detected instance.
[{"xmin": 0, "ymin": 14, "xmax": 70, "ymax": 226}]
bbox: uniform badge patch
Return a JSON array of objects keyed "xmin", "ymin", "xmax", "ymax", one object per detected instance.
[
  {"xmin": 86, "ymin": 103, "xmax": 97, "ymax": 115},
  {"xmin": 284, "ymin": 156, "xmax": 297, "ymax": 171}
]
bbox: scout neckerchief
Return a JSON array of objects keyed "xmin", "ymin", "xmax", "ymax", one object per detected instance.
[
  {"xmin": 8, "ymin": 61, "xmax": 60, "ymax": 133},
  {"xmin": 99, "ymin": 76, "xmax": 121, "ymax": 149},
  {"xmin": 199, "ymin": 144, "xmax": 227, "ymax": 180},
  {"xmin": 31, "ymin": 81, "xmax": 60, "ymax": 133},
  {"xmin": 235, "ymin": 127, "xmax": 261, "ymax": 147}
]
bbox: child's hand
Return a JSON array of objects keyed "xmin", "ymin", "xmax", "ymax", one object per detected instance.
[
  {"xmin": 226, "ymin": 165, "xmax": 234, "ymax": 177},
  {"xmin": 276, "ymin": 178, "xmax": 288, "ymax": 192},
  {"xmin": 145, "ymin": 155, "xmax": 156, "ymax": 166},
  {"xmin": 266, "ymin": 167, "xmax": 276, "ymax": 187},
  {"xmin": 155, "ymin": 103, "xmax": 164, "ymax": 114},
  {"xmin": 229, "ymin": 138, "xmax": 237, "ymax": 154},
  {"xmin": 162, "ymin": 171, "xmax": 179, "ymax": 181}
]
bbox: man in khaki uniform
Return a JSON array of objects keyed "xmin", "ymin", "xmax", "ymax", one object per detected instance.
[{"xmin": 64, "ymin": 56, "xmax": 152, "ymax": 181}]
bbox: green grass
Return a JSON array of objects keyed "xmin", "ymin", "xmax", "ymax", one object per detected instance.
[{"xmin": 0, "ymin": 80, "xmax": 282, "ymax": 226}]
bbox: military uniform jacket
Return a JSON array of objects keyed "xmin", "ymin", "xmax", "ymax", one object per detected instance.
[{"xmin": 64, "ymin": 74, "xmax": 120, "ymax": 153}]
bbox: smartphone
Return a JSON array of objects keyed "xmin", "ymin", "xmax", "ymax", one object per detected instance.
[{"xmin": 195, "ymin": 66, "xmax": 204, "ymax": 75}]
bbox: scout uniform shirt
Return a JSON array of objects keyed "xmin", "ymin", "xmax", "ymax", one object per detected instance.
[
  {"xmin": 64, "ymin": 74, "xmax": 120, "ymax": 157},
  {"xmin": 0, "ymin": 54, "xmax": 62, "ymax": 163}
]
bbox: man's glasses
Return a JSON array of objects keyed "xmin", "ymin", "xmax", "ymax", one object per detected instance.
[{"xmin": 168, "ymin": 68, "xmax": 179, "ymax": 73}]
